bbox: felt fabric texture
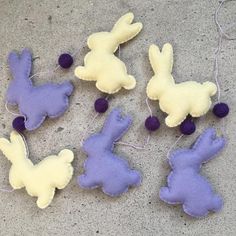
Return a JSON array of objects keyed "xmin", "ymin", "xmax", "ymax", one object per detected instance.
[
  {"xmin": 179, "ymin": 117, "xmax": 196, "ymax": 135},
  {"xmin": 0, "ymin": 131, "xmax": 74, "ymax": 209},
  {"xmin": 78, "ymin": 108, "xmax": 141, "ymax": 196},
  {"xmin": 58, "ymin": 53, "xmax": 73, "ymax": 69},
  {"xmin": 94, "ymin": 98, "xmax": 109, "ymax": 113},
  {"xmin": 145, "ymin": 116, "xmax": 160, "ymax": 131},
  {"xmin": 146, "ymin": 43, "xmax": 217, "ymax": 127},
  {"xmin": 213, "ymin": 102, "xmax": 229, "ymax": 118},
  {"xmin": 74, "ymin": 12, "xmax": 142, "ymax": 94},
  {"xmin": 7, "ymin": 48, "xmax": 74, "ymax": 130},
  {"xmin": 159, "ymin": 128, "xmax": 225, "ymax": 218},
  {"xmin": 12, "ymin": 116, "xmax": 26, "ymax": 133}
]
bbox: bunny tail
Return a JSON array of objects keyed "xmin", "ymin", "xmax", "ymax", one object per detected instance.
[
  {"xmin": 203, "ymin": 82, "xmax": 217, "ymax": 96},
  {"xmin": 212, "ymin": 195, "xmax": 223, "ymax": 212},
  {"xmin": 58, "ymin": 149, "xmax": 74, "ymax": 163},
  {"xmin": 123, "ymin": 75, "xmax": 136, "ymax": 90},
  {"xmin": 60, "ymin": 81, "xmax": 74, "ymax": 96}
]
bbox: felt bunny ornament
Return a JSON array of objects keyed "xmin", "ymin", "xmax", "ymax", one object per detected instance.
[
  {"xmin": 75, "ymin": 12, "xmax": 143, "ymax": 94},
  {"xmin": 147, "ymin": 43, "xmax": 217, "ymax": 127},
  {"xmin": 7, "ymin": 48, "xmax": 74, "ymax": 130},
  {"xmin": 78, "ymin": 108, "xmax": 141, "ymax": 196},
  {"xmin": 0, "ymin": 131, "xmax": 74, "ymax": 209},
  {"xmin": 160, "ymin": 128, "xmax": 225, "ymax": 217}
]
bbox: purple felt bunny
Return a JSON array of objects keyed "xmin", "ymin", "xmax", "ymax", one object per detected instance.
[
  {"xmin": 7, "ymin": 48, "xmax": 73, "ymax": 130},
  {"xmin": 78, "ymin": 108, "xmax": 141, "ymax": 197},
  {"xmin": 160, "ymin": 128, "xmax": 225, "ymax": 218}
]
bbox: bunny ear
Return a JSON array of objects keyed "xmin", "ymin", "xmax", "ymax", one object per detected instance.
[
  {"xmin": 149, "ymin": 44, "xmax": 161, "ymax": 74},
  {"xmin": 191, "ymin": 128, "xmax": 216, "ymax": 151},
  {"xmin": 20, "ymin": 48, "xmax": 32, "ymax": 77},
  {"xmin": 191, "ymin": 128, "xmax": 226, "ymax": 161},
  {"xmin": 102, "ymin": 109, "xmax": 132, "ymax": 140},
  {"xmin": 0, "ymin": 131, "xmax": 27, "ymax": 163},
  {"xmin": 162, "ymin": 43, "xmax": 173, "ymax": 58},
  {"xmin": 111, "ymin": 12, "xmax": 143, "ymax": 44},
  {"xmin": 8, "ymin": 51, "xmax": 19, "ymax": 72},
  {"xmin": 8, "ymin": 48, "xmax": 32, "ymax": 79},
  {"xmin": 148, "ymin": 43, "xmax": 173, "ymax": 74},
  {"xmin": 102, "ymin": 109, "xmax": 121, "ymax": 132}
]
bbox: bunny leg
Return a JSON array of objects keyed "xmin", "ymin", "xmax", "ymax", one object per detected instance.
[
  {"xmin": 128, "ymin": 170, "xmax": 141, "ymax": 187},
  {"xmin": 78, "ymin": 174, "xmax": 98, "ymax": 188},
  {"xmin": 208, "ymin": 195, "xmax": 223, "ymax": 212},
  {"xmin": 36, "ymin": 189, "xmax": 55, "ymax": 209},
  {"xmin": 160, "ymin": 187, "xmax": 180, "ymax": 204},
  {"xmin": 102, "ymin": 180, "xmax": 128, "ymax": 197},
  {"xmin": 123, "ymin": 75, "xmax": 136, "ymax": 90},
  {"xmin": 190, "ymin": 99, "xmax": 211, "ymax": 117},
  {"xmin": 9, "ymin": 169, "xmax": 24, "ymax": 189},
  {"xmin": 24, "ymin": 112, "xmax": 45, "ymax": 130},
  {"xmin": 74, "ymin": 66, "xmax": 95, "ymax": 81},
  {"xmin": 183, "ymin": 201, "xmax": 209, "ymax": 217},
  {"xmin": 165, "ymin": 111, "xmax": 188, "ymax": 127}
]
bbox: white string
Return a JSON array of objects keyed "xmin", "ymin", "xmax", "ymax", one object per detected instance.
[
  {"xmin": 28, "ymin": 47, "xmax": 81, "ymax": 80},
  {"xmin": 167, "ymin": 134, "xmax": 184, "ymax": 159},
  {"xmin": 146, "ymin": 97, "xmax": 153, "ymax": 117},
  {"xmin": 29, "ymin": 64, "xmax": 60, "ymax": 80},
  {"xmin": 0, "ymin": 187, "xmax": 14, "ymax": 193},
  {"xmin": 5, "ymin": 102, "xmax": 22, "ymax": 117},
  {"xmin": 214, "ymin": 0, "xmax": 236, "ymax": 102},
  {"xmin": 115, "ymin": 98, "xmax": 153, "ymax": 150},
  {"xmin": 115, "ymin": 97, "xmax": 154, "ymax": 150},
  {"xmin": 116, "ymin": 134, "xmax": 150, "ymax": 150},
  {"xmin": 80, "ymin": 112, "xmax": 100, "ymax": 147}
]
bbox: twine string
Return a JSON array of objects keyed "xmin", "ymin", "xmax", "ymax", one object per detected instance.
[
  {"xmin": 146, "ymin": 97, "xmax": 153, "ymax": 117},
  {"xmin": 167, "ymin": 135, "xmax": 184, "ymax": 159},
  {"xmin": 214, "ymin": 0, "xmax": 236, "ymax": 102},
  {"xmin": 5, "ymin": 102, "xmax": 21, "ymax": 117}
]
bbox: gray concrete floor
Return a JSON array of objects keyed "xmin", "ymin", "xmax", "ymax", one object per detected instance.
[{"xmin": 0, "ymin": 0, "xmax": 236, "ymax": 235}]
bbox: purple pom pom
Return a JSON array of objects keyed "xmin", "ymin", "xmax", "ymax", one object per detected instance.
[
  {"xmin": 94, "ymin": 98, "xmax": 109, "ymax": 113},
  {"xmin": 58, "ymin": 53, "xmax": 73, "ymax": 69},
  {"xmin": 213, "ymin": 103, "xmax": 229, "ymax": 118},
  {"xmin": 180, "ymin": 117, "xmax": 196, "ymax": 135},
  {"xmin": 12, "ymin": 116, "xmax": 26, "ymax": 132},
  {"xmin": 145, "ymin": 116, "xmax": 160, "ymax": 131}
]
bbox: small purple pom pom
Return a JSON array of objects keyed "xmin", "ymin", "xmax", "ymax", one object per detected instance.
[
  {"xmin": 12, "ymin": 116, "xmax": 26, "ymax": 132},
  {"xmin": 213, "ymin": 103, "xmax": 229, "ymax": 118},
  {"xmin": 180, "ymin": 117, "xmax": 196, "ymax": 135},
  {"xmin": 58, "ymin": 53, "xmax": 73, "ymax": 69},
  {"xmin": 145, "ymin": 116, "xmax": 160, "ymax": 131},
  {"xmin": 94, "ymin": 98, "xmax": 109, "ymax": 113}
]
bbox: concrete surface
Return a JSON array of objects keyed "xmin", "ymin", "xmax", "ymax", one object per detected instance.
[{"xmin": 0, "ymin": 0, "xmax": 236, "ymax": 235}]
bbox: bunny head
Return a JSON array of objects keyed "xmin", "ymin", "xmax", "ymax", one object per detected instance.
[
  {"xmin": 169, "ymin": 128, "xmax": 225, "ymax": 170},
  {"xmin": 83, "ymin": 133, "xmax": 109, "ymax": 155},
  {"xmin": 83, "ymin": 109, "xmax": 132, "ymax": 155},
  {"xmin": 88, "ymin": 32, "xmax": 116, "ymax": 52},
  {"xmin": 102, "ymin": 108, "xmax": 132, "ymax": 140},
  {"xmin": 147, "ymin": 43, "xmax": 175, "ymax": 100},
  {"xmin": 87, "ymin": 12, "xmax": 142, "ymax": 53},
  {"xmin": 169, "ymin": 149, "xmax": 198, "ymax": 170}
]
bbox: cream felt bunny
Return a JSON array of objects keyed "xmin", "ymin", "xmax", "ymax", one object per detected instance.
[
  {"xmin": 146, "ymin": 43, "xmax": 217, "ymax": 127},
  {"xmin": 0, "ymin": 131, "xmax": 74, "ymax": 209},
  {"xmin": 75, "ymin": 12, "xmax": 143, "ymax": 94}
]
